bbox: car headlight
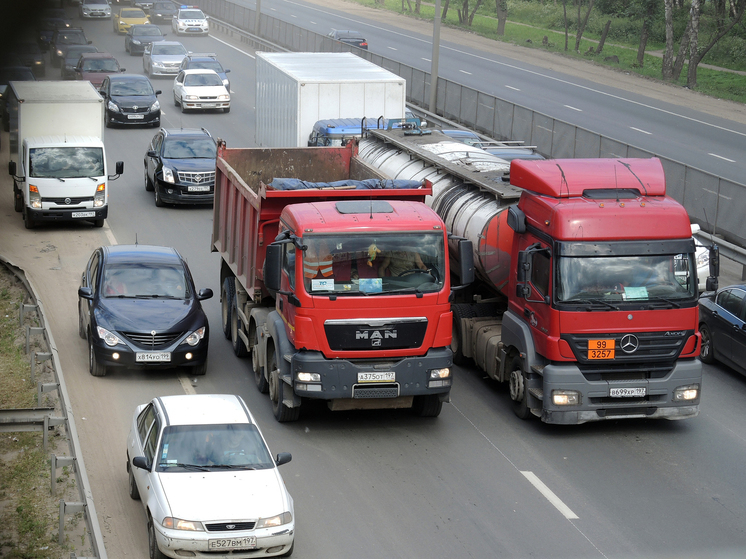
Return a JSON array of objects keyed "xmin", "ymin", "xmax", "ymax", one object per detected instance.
[
  {"xmin": 255, "ymin": 512, "xmax": 292, "ymax": 529},
  {"xmin": 152, "ymin": 60, "xmax": 164, "ymax": 67},
  {"xmin": 162, "ymin": 166, "xmax": 175, "ymax": 183},
  {"xmin": 297, "ymin": 372, "xmax": 321, "ymax": 382},
  {"xmin": 161, "ymin": 517, "xmax": 204, "ymax": 531},
  {"xmin": 132, "ymin": 39, "xmax": 141, "ymax": 45},
  {"xmin": 552, "ymin": 390, "xmax": 580, "ymax": 406},
  {"xmin": 94, "ymin": 183, "xmax": 106, "ymax": 207},
  {"xmin": 96, "ymin": 326, "xmax": 123, "ymax": 347},
  {"xmin": 107, "ymin": 100, "xmax": 120, "ymax": 113},
  {"xmin": 183, "ymin": 327, "xmax": 206, "ymax": 347},
  {"xmin": 673, "ymin": 384, "xmax": 699, "ymax": 401},
  {"xmin": 218, "ymin": 94, "xmax": 229, "ymax": 101},
  {"xmin": 56, "ymin": 49, "xmax": 63, "ymax": 57},
  {"xmin": 29, "ymin": 185, "xmax": 41, "ymax": 209},
  {"xmin": 150, "ymin": 100, "xmax": 160, "ymax": 111},
  {"xmin": 185, "ymin": 95, "xmax": 198, "ymax": 100}
]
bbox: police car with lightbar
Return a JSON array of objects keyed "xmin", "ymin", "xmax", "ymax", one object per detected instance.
[{"xmin": 172, "ymin": 5, "xmax": 209, "ymax": 36}]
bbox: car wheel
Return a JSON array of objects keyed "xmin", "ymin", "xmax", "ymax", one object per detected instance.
[
  {"xmin": 77, "ymin": 301, "xmax": 86, "ymax": 340},
  {"xmin": 154, "ymin": 185, "xmax": 164, "ymax": 207},
  {"xmin": 148, "ymin": 519, "xmax": 167, "ymax": 559},
  {"xmin": 412, "ymin": 394, "xmax": 443, "ymax": 417},
  {"xmin": 220, "ymin": 277, "xmax": 234, "ymax": 339},
  {"xmin": 230, "ymin": 295, "xmax": 248, "ymax": 357},
  {"xmin": 191, "ymin": 361, "xmax": 207, "ymax": 376},
  {"xmin": 105, "ymin": 115, "xmax": 112, "ymax": 128},
  {"xmin": 13, "ymin": 184, "xmax": 23, "ymax": 213},
  {"xmin": 180, "ymin": 99, "xmax": 187, "ymax": 113},
  {"xmin": 88, "ymin": 333, "xmax": 107, "ymax": 377},
  {"xmin": 251, "ymin": 324, "xmax": 268, "ymax": 393},
  {"xmin": 144, "ymin": 163, "xmax": 153, "ymax": 191},
  {"xmin": 24, "ymin": 205, "xmax": 35, "ymax": 229},
  {"xmin": 92, "ymin": 219, "xmax": 104, "ymax": 228},
  {"xmin": 128, "ymin": 463, "xmax": 140, "ymax": 500},
  {"xmin": 268, "ymin": 345, "xmax": 300, "ymax": 422},
  {"xmin": 224, "ymin": 106, "xmax": 230, "ymax": 113},
  {"xmin": 173, "ymin": 93, "xmax": 179, "ymax": 107},
  {"xmin": 699, "ymin": 323, "xmax": 716, "ymax": 364},
  {"xmin": 509, "ymin": 355, "xmax": 531, "ymax": 420}
]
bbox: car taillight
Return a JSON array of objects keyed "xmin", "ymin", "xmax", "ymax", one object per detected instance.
[{"xmin": 360, "ymin": 42, "xmax": 368, "ymax": 47}]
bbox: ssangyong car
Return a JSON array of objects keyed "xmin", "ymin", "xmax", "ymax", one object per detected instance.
[
  {"xmin": 144, "ymin": 127, "xmax": 217, "ymax": 206},
  {"xmin": 126, "ymin": 394, "xmax": 295, "ymax": 558},
  {"xmin": 77, "ymin": 244, "xmax": 212, "ymax": 377}
]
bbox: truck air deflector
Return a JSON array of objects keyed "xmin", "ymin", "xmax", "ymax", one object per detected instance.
[{"xmin": 557, "ymin": 239, "xmax": 695, "ymax": 257}]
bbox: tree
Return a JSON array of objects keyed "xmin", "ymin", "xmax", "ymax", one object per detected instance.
[
  {"xmin": 563, "ymin": 0, "xmax": 569, "ymax": 51},
  {"xmin": 635, "ymin": 0, "xmax": 658, "ymax": 67},
  {"xmin": 495, "ymin": 0, "xmax": 508, "ymax": 36},
  {"xmin": 415, "ymin": 0, "xmax": 421, "ymax": 15},
  {"xmin": 468, "ymin": 0, "xmax": 484, "ymax": 25},
  {"xmin": 662, "ymin": 0, "xmax": 675, "ymax": 79},
  {"xmin": 596, "ymin": 19, "xmax": 611, "ymax": 55},
  {"xmin": 574, "ymin": 0, "xmax": 596, "ymax": 52}
]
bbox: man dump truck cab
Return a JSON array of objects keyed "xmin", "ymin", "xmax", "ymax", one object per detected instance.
[
  {"xmin": 213, "ymin": 142, "xmax": 473, "ymax": 422},
  {"xmin": 358, "ymin": 128, "xmax": 704, "ymax": 424}
]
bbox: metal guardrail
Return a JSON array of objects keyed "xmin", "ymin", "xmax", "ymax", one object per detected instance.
[
  {"xmin": 0, "ymin": 257, "xmax": 107, "ymax": 559},
  {"xmin": 199, "ymin": 0, "xmax": 746, "ymax": 254}
]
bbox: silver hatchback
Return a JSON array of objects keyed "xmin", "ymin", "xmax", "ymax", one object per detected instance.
[{"xmin": 143, "ymin": 40, "xmax": 189, "ymax": 78}]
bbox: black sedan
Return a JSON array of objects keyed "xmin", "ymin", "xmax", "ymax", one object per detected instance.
[
  {"xmin": 144, "ymin": 127, "xmax": 217, "ymax": 206},
  {"xmin": 125, "ymin": 24, "xmax": 164, "ymax": 55},
  {"xmin": 100, "ymin": 74, "xmax": 161, "ymax": 127},
  {"xmin": 149, "ymin": 1, "xmax": 177, "ymax": 23},
  {"xmin": 699, "ymin": 284, "xmax": 746, "ymax": 376},
  {"xmin": 77, "ymin": 245, "xmax": 213, "ymax": 377}
]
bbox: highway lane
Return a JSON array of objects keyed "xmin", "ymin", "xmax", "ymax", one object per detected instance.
[
  {"xmin": 235, "ymin": 0, "xmax": 746, "ymax": 183},
  {"xmin": 3, "ymin": 11, "xmax": 746, "ymax": 559}
]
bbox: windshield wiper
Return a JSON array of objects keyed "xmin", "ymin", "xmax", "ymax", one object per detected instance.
[
  {"xmin": 160, "ymin": 462, "xmax": 210, "ymax": 471},
  {"xmin": 206, "ymin": 464, "xmax": 256, "ymax": 470},
  {"xmin": 566, "ymin": 298, "xmax": 619, "ymax": 311},
  {"xmin": 646, "ymin": 297, "xmax": 681, "ymax": 309}
]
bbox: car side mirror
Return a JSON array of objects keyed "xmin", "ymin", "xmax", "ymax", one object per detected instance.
[
  {"xmin": 197, "ymin": 288, "xmax": 213, "ymax": 301},
  {"xmin": 275, "ymin": 452, "xmax": 292, "ymax": 466},
  {"xmin": 132, "ymin": 456, "xmax": 149, "ymax": 470},
  {"xmin": 224, "ymin": 69, "xmax": 230, "ymax": 74},
  {"xmin": 120, "ymin": 68, "xmax": 126, "ymax": 72},
  {"xmin": 155, "ymin": 90, "xmax": 162, "ymax": 95},
  {"xmin": 147, "ymin": 150, "xmax": 157, "ymax": 157},
  {"xmin": 78, "ymin": 286, "xmax": 93, "ymax": 299},
  {"xmin": 88, "ymin": 40, "xmax": 93, "ymax": 44}
]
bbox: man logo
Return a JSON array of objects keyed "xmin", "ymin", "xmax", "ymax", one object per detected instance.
[
  {"xmin": 620, "ymin": 334, "xmax": 639, "ymax": 354},
  {"xmin": 355, "ymin": 330, "xmax": 397, "ymax": 340},
  {"xmin": 371, "ymin": 339, "xmax": 381, "ymax": 347}
]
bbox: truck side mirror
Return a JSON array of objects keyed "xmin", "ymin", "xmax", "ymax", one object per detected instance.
[
  {"xmin": 708, "ymin": 245, "xmax": 719, "ymax": 278},
  {"xmin": 116, "ymin": 161, "xmax": 124, "ymax": 175},
  {"xmin": 507, "ymin": 205, "xmax": 526, "ymax": 234},
  {"xmin": 8, "ymin": 161, "xmax": 16, "ymax": 176},
  {"xmin": 515, "ymin": 250, "xmax": 530, "ymax": 299},
  {"xmin": 705, "ymin": 277, "xmax": 718, "ymax": 292},
  {"xmin": 265, "ymin": 244, "xmax": 283, "ymax": 293},
  {"xmin": 457, "ymin": 239, "xmax": 474, "ymax": 286}
]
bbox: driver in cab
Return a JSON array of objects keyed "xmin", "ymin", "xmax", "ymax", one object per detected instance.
[{"xmin": 378, "ymin": 250, "xmax": 427, "ymax": 277}]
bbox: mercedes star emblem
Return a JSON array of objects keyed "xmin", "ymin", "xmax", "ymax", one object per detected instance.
[{"xmin": 620, "ymin": 334, "xmax": 639, "ymax": 354}]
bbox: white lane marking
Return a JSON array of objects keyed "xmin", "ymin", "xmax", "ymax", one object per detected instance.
[
  {"xmin": 279, "ymin": 0, "xmax": 746, "ymax": 140},
  {"xmin": 209, "ymin": 35, "xmax": 256, "ymax": 59},
  {"xmin": 290, "ymin": 13, "xmax": 296, "ymax": 17},
  {"xmin": 179, "ymin": 374, "xmax": 198, "ymax": 395},
  {"xmin": 709, "ymin": 153, "xmax": 736, "ymax": 163},
  {"xmin": 564, "ymin": 105, "xmax": 582, "ymax": 112},
  {"xmin": 103, "ymin": 222, "xmax": 117, "ymax": 246},
  {"xmin": 422, "ymin": 57, "xmax": 431, "ymax": 62},
  {"xmin": 460, "ymin": 69, "xmax": 472, "ymax": 75},
  {"xmin": 630, "ymin": 126, "xmax": 652, "ymax": 135},
  {"xmin": 310, "ymin": 21, "xmax": 316, "ymax": 24},
  {"xmin": 521, "ymin": 471, "xmax": 579, "ymax": 520},
  {"xmin": 505, "ymin": 85, "xmax": 520, "ymax": 91},
  {"xmin": 388, "ymin": 47, "xmax": 397, "ymax": 51}
]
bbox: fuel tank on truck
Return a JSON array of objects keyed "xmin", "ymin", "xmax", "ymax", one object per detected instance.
[{"xmin": 358, "ymin": 132, "xmax": 518, "ymax": 296}]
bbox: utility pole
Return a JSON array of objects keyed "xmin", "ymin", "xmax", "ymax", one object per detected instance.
[{"xmin": 428, "ymin": 0, "xmax": 442, "ymax": 113}]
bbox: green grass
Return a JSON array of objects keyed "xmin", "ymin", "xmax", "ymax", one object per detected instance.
[{"xmin": 350, "ymin": 0, "xmax": 746, "ymax": 104}]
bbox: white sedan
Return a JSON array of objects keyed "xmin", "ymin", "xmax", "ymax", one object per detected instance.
[
  {"xmin": 127, "ymin": 394, "xmax": 295, "ymax": 558},
  {"xmin": 173, "ymin": 69, "xmax": 230, "ymax": 113}
]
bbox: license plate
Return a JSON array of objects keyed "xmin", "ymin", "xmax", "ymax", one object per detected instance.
[
  {"xmin": 588, "ymin": 339, "xmax": 614, "ymax": 360},
  {"xmin": 136, "ymin": 352, "xmax": 171, "ymax": 362},
  {"xmin": 609, "ymin": 387, "xmax": 646, "ymax": 398},
  {"xmin": 358, "ymin": 372, "xmax": 395, "ymax": 383},
  {"xmin": 201, "ymin": 103, "xmax": 215, "ymax": 108},
  {"xmin": 128, "ymin": 114, "xmax": 144, "ymax": 119},
  {"xmin": 188, "ymin": 185, "xmax": 210, "ymax": 192},
  {"xmin": 208, "ymin": 536, "xmax": 256, "ymax": 550},
  {"xmin": 72, "ymin": 211, "xmax": 96, "ymax": 218}
]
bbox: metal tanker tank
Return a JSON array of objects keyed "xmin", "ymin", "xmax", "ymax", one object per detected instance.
[{"xmin": 358, "ymin": 130, "xmax": 522, "ymax": 297}]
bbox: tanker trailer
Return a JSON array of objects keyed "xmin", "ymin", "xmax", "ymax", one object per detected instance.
[{"xmin": 359, "ymin": 128, "xmax": 703, "ymax": 425}]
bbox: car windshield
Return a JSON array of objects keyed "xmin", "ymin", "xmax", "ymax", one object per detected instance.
[
  {"xmin": 135, "ymin": 27, "xmax": 162, "ymax": 36},
  {"xmin": 29, "ymin": 147, "xmax": 103, "ymax": 179},
  {"xmin": 184, "ymin": 73, "xmax": 222, "ymax": 87},
  {"xmin": 58, "ymin": 32, "xmax": 87, "ymax": 44},
  {"xmin": 40, "ymin": 18, "xmax": 67, "ymax": 30},
  {"xmin": 153, "ymin": 44, "xmax": 186, "ymax": 55},
  {"xmin": 156, "ymin": 424, "xmax": 274, "ymax": 472},
  {"xmin": 111, "ymin": 79, "xmax": 153, "ymax": 95},
  {"xmin": 557, "ymin": 254, "xmax": 698, "ymax": 303},
  {"xmin": 180, "ymin": 9, "xmax": 205, "ymax": 18},
  {"xmin": 65, "ymin": 46, "xmax": 97, "ymax": 61},
  {"xmin": 162, "ymin": 138, "xmax": 217, "ymax": 159},
  {"xmin": 82, "ymin": 58, "xmax": 119, "ymax": 72},
  {"xmin": 101, "ymin": 264, "xmax": 190, "ymax": 298},
  {"xmin": 122, "ymin": 9, "xmax": 145, "ymax": 17},
  {"xmin": 154, "ymin": 2, "xmax": 173, "ymax": 7},
  {"xmin": 189, "ymin": 60, "xmax": 222, "ymax": 72},
  {"xmin": 300, "ymin": 232, "xmax": 446, "ymax": 296}
]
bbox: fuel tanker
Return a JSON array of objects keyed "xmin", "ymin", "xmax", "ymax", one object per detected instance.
[{"xmin": 358, "ymin": 127, "xmax": 708, "ymax": 424}]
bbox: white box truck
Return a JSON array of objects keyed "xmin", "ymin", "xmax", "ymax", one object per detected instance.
[
  {"xmin": 8, "ymin": 81, "xmax": 123, "ymax": 229},
  {"xmin": 255, "ymin": 52, "xmax": 406, "ymax": 147}
]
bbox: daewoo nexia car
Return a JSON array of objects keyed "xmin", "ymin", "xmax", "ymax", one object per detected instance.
[
  {"xmin": 126, "ymin": 394, "xmax": 295, "ymax": 558},
  {"xmin": 77, "ymin": 244, "xmax": 212, "ymax": 377},
  {"xmin": 173, "ymin": 68, "xmax": 230, "ymax": 112}
]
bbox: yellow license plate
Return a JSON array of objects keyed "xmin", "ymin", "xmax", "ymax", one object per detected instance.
[{"xmin": 588, "ymin": 339, "xmax": 615, "ymax": 359}]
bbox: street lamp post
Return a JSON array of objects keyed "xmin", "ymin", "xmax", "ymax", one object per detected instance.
[{"xmin": 429, "ymin": 0, "xmax": 441, "ymax": 113}]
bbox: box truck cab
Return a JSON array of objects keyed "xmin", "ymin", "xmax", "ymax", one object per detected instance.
[{"xmin": 7, "ymin": 81, "xmax": 123, "ymax": 229}]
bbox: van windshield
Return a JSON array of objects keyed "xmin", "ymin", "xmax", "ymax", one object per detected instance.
[{"xmin": 29, "ymin": 146, "xmax": 104, "ymax": 178}]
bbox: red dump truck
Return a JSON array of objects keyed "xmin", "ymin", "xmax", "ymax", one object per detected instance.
[
  {"xmin": 359, "ymin": 128, "xmax": 709, "ymax": 424},
  {"xmin": 212, "ymin": 142, "xmax": 473, "ymax": 421}
]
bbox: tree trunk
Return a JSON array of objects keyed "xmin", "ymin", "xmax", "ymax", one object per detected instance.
[
  {"xmin": 468, "ymin": 0, "xmax": 483, "ymax": 26},
  {"xmin": 495, "ymin": 0, "xmax": 508, "ymax": 36},
  {"xmin": 402, "ymin": 0, "xmax": 413, "ymax": 12},
  {"xmin": 415, "ymin": 0, "xmax": 421, "ymax": 14},
  {"xmin": 686, "ymin": 0, "xmax": 701, "ymax": 87},
  {"xmin": 636, "ymin": 21, "xmax": 649, "ymax": 66},
  {"xmin": 442, "ymin": 0, "xmax": 450, "ymax": 20},
  {"xmin": 672, "ymin": 21, "xmax": 691, "ymax": 81},
  {"xmin": 563, "ymin": 0, "xmax": 569, "ymax": 51},
  {"xmin": 457, "ymin": 0, "xmax": 468, "ymax": 24},
  {"xmin": 662, "ymin": 0, "xmax": 674, "ymax": 79},
  {"xmin": 595, "ymin": 19, "xmax": 611, "ymax": 54},
  {"xmin": 574, "ymin": 0, "xmax": 595, "ymax": 53}
]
